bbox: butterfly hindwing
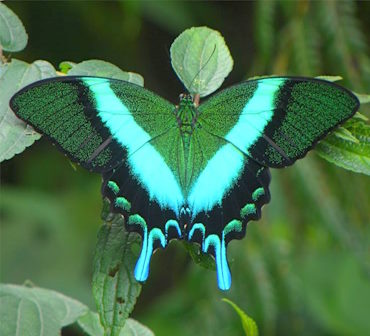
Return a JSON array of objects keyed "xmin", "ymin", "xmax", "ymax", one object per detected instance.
[
  {"xmin": 102, "ymin": 160, "xmax": 182, "ymax": 282},
  {"xmin": 185, "ymin": 137, "xmax": 271, "ymax": 289},
  {"xmin": 198, "ymin": 77, "xmax": 359, "ymax": 167}
]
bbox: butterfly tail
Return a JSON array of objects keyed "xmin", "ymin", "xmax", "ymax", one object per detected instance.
[{"xmin": 102, "ymin": 163, "xmax": 182, "ymax": 283}]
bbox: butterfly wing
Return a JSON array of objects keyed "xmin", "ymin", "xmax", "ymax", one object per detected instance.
[
  {"xmin": 192, "ymin": 77, "xmax": 359, "ymax": 289},
  {"xmin": 198, "ymin": 77, "xmax": 359, "ymax": 167},
  {"xmin": 185, "ymin": 130, "xmax": 271, "ymax": 290},
  {"xmin": 10, "ymin": 76, "xmax": 185, "ymax": 281},
  {"xmin": 10, "ymin": 76, "xmax": 176, "ymax": 172}
]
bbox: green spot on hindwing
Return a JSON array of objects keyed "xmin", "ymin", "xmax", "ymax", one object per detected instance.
[
  {"xmin": 240, "ymin": 204, "xmax": 256, "ymax": 218},
  {"xmin": 128, "ymin": 214, "xmax": 146, "ymax": 229},
  {"xmin": 223, "ymin": 220, "xmax": 243, "ymax": 236},
  {"xmin": 252, "ymin": 187, "xmax": 265, "ymax": 201},
  {"xmin": 108, "ymin": 180, "xmax": 120, "ymax": 194},
  {"xmin": 115, "ymin": 196, "xmax": 131, "ymax": 212}
]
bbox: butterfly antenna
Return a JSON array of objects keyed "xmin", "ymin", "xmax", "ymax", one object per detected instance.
[{"xmin": 188, "ymin": 44, "xmax": 217, "ymax": 96}]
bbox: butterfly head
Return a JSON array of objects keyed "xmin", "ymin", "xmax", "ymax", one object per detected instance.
[{"xmin": 178, "ymin": 93, "xmax": 193, "ymax": 104}]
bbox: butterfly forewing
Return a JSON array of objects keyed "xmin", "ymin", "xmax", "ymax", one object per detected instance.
[
  {"xmin": 10, "ymin": 76, "xmax": 176, "ymax": 172},
  {"xmin": 198, "ymin": 77, "xmax": 359, "ymax": 167}
]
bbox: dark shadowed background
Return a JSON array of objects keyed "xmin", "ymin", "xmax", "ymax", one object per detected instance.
[{"xmin": 1, "ymin": 1, "xmax": 370, "ymax": 335}]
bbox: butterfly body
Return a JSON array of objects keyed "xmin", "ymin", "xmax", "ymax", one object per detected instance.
[
  {"xmin": 175, "ymin": 96, "xmax": 199, "ymax": 193},
  {"xmin": 10, "ymin": 75, "xmax": 359, "ymax": 290}
]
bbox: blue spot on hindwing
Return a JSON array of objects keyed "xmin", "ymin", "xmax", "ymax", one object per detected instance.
[
  {"xmin": 187, "ymin": 221, "xmax": 248, "ymax": 290},
  {"xmin": 128, "ymin": 215, "xmax": 181, "ymax": 282},
  {"xmin": 204, "ymin": 233, "xmax": 231, "ymax": 291},
  {"xmin": 165, "ymin": 220, "xmax": 182, "ymax": 238}
]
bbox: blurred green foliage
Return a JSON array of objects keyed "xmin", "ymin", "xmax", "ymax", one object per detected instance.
[
  {"xmin": 1, "ymin": 1, "xmax": 370, "ymax": 336},
  {"xmin": 222, "ymin": 298, "xmax": 259, "ymax": 336}
]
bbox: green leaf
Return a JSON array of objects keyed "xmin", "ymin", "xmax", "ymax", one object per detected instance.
[
  {"xmin": 315, "ymin": 75, "xmax": 343, "ymax": 82},
  {"xmin": 354, "ymin": 92, "xmax": 370, "ymax": 104},
  {"xmin": 222, "ymin": 298, "xmax": 258, "ymax": 336},
  {"xmin": 317, "ymin": 118, "xmax": 370, "ymax": 175},
  {"xmin": 352, "ymin": 112, "xmax": 368, "ymax": 122},
  {"xmin": 92, "ymin": 199, "xmax": 142, "ymax": 336},
  {"xmin": 65, "ymin": 59, "xmax": 144, "ymax": 86},
  {"xmin": 78, "ymin": 311, "xmax": 154, "ymax": 336},
  {"xmin": 334, "ymin": 126, "xmax": 359, "ymax": 143},
  {"xmin": 59, "ymin": 61, "xmax": 76, "ymax": 74},
  {"xmin": 170, "ymin": 26, "xmax": 233, "ymax": 97},
  {"xmin": 313, "ymin": 78, "xmax": 370, "ymax": 175},
  {"xmin": 247, "ymin": 74, "xmax": 276, "ymax": 80},
  {"xmin": 182, "ymin": 241, "xmax": 216, "ymax": 270},
  {"xmin": 0, "ymin": 3, "xmax": 28, "ymax": 52},
  {"xmin": 0, "ymin": 59, "xmax": 56, "ymax": 162},
  {"xmin": 0, "ymin": 283, "xmax": 88, "ymax": 336}
]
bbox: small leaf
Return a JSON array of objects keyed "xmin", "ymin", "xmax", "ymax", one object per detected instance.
[
  {"xmin": 333, "ymin": 126, "xmax": 359, "ymax": 143},
  {"xmin": 316, "ymin": 118, "xmax": 370, "ymax": 175},
  {"xmin": 222, "ymin": 298, "xmax": 259, "ymax": 336},
  {"xmin": 354, "ymin": 92, "xmax": 370, "ymax": 104},
  {"xmin": 59, "ymin": 61, "xmax": 76, "ymax": 74},
  {"xmin": 315, "ymin": 75, "xmax": 342, "ymax": 82},
  {"xmin": 0, "ymin": 3, "xmax": 28, "ymax": 52},
  {"xmin": 0, "ymin": 59, "xmax": 56, "ymax": 162},
  {"xmin": 352, "ymin": 112, "xmax": 368, "ymax": 122},
  {"xmin": 92, "ymin": 199, "xmax": 142, "ymax": 336},
  {"xmin": 247, "ymin": 74, "xmax": 276, "ymax": 80},
  {"xmin": 0, "ymin": 284, "xmax": 88, "ymax": 336},
  {"xmin": 78, "ymin": 311, "xmax": 154, "ymax": 336},
  {"xmin": 66, "ymin": 59, "xmax": 144, "ymax": 86},
  {"xmin": 182, "ymin": 241, "xmax": 216, "ymax": 270},
  {"xmin": 170, "ymin": 26, "xmax": 233, "ymax": 97}
]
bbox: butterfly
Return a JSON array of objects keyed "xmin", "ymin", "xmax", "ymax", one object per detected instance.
[{"xmin": 10, "ymin": 76, "xmax": 359, "ymax": 290}]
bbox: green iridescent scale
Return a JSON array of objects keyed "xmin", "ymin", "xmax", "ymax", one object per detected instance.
[{"xmin": 10, "ymin": 76, "xmax": 359, "ymax": 290}]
